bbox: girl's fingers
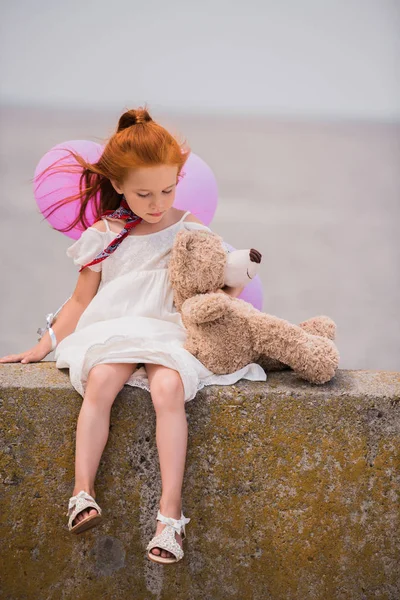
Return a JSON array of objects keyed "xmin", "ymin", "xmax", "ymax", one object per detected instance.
[
  {"xmin": 0, "ymin": 348, "xmax": 44, "ymax": 364},
  {"xmin": 21, "ymin": 353, "xmax": 33, "ymax": 363},
  {"xmin": 22, "ymin": 353, "xmax": 38, "ymax": 363},
  {"xmin": 0, "ymin": 353, "xmax": 27, "ymax": 363}
]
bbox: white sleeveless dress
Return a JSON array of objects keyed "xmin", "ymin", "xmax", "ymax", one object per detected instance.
[{"xmin": 55, "ymin": 211, "xmax": 267, "ymax": 402}]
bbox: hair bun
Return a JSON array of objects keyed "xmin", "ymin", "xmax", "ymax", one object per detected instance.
[{"xmin": 117, "ymin": 108, "xmax": 153, "ymax": 132}]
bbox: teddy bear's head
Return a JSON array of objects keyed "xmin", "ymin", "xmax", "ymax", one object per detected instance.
[
  {"xmin": 169, "ymin": 229, "xmax": 261, "ymax": 311},
  {"xmin": 169, "ymin": 230, "xmax": 226, "ymax": 311}
]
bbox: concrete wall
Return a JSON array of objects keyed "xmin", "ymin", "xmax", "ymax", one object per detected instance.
[{"xmin": 1, "ymin": 363, "xmax": 399, "ymax": 599}]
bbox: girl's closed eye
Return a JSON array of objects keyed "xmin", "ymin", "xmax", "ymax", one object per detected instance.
[{"xmin": 137, "ymin": 189, "xmax": 173, "ymax": 198}]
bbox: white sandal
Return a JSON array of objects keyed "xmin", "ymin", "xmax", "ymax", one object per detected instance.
[
  {"xmin": 66, "ymin": 490, "xmax": 103, "ymax": 534},
  {"xmin": 146, "ymin": 509, "xmax": 191, "ymax": 564}
]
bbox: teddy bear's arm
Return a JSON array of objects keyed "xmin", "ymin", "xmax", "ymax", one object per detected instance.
[{"xmin": 181, "ymin": 293, "xmax": 231, "ymax": 325}]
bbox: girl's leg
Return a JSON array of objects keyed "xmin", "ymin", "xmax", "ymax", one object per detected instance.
[
  {"xmin": 71, "ymin": 362, "xmax": 137, "ymax": 526},
  {"xmin": 145, "ymin": 363, "xmax": 188, "ymax": 559}
]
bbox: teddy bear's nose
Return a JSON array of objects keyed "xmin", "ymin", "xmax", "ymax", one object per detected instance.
[{"xmin": 249, "ymin": 249, "xmax": 262, "ymax": 264}]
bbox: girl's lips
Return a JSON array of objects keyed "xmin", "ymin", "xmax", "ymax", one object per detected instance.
[{"xmin": 149, "ymin": 212, "xmax": 163, "ymax": 216}]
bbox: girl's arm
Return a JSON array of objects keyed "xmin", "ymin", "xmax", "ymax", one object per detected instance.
[{"xmin": 0, "ymin": 267, "xmax": 101, "ymax": 363}]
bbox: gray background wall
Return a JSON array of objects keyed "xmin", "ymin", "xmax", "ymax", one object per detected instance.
[{"xmin": 1, "ymin": 0, "xmax": 399, "ymax": 369}]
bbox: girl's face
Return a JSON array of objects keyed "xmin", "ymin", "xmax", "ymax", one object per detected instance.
[{"xmin": 111, "ymin": 165, "xmax": 179, "ymax": 223}]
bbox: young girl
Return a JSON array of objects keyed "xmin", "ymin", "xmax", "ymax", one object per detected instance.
[{"xmin": 0, "ymin": 107, "xmax": 266, "ymax": 564}]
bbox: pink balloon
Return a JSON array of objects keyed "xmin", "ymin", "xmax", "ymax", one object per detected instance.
[
  {"xmin": 223, "ymin": 241, "xmax": 264, "ymax": 311},
  {"xmin": 34, "ymin": 140, "xmax": 104, "ymax": 240},
  {"xmin": 34, "ymin": 141, "xmax": 218, "ymax": 239},
  {"xmin": 174, "ymin": 152, "xmax": 218, "ymax": 225}
]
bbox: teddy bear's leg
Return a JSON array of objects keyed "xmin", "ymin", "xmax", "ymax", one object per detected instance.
[
  {"xmin": 298, "ymin": 316, "xmax": 336, "ymax": 340},
  {"xmin": 257, "ymin": 316, "xmax": 337, "ymax": 372},
  {"xmin": 250, "ymin": 313, "xmax": 339, "ymax": 384}
]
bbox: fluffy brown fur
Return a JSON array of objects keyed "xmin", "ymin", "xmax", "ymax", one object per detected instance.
[{"xmin": 168, "ymin": 229, "xmax": 339, "ymax": 384}]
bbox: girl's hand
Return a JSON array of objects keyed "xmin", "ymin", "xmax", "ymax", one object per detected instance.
[{"xmin": 0, "ymin": 339, "xmax": 52, "ymax": 364}]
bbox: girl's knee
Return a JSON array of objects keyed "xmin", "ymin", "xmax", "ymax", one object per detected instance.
[
  {"xmin": 86, "ymin": 362, "xmax": 136, "ymax": 395},
  {"xmin": 150, "ymin": 370, "xmax": 185, "ymax": 410},
  {"xmin": 87, "ymin": 364, "xmax": 114, "ymax": 388}
]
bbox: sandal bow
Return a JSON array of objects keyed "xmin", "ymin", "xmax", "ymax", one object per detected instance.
[
  {"xmin": 156, "ymin": 511, "xmax": 191, "ymax": 536},
  {"xmin": 66, "ymin": 490, "xmax": 100, "ymax": 517},
  {"xmin": 66, "ymin": 490, "xmax": 103, "ymax": 533}
]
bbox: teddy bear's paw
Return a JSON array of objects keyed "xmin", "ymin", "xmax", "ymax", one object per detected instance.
[
  {"xmin": 298, "ymin": 316, "xmax": 336, "ymax": 340},
  {"xmin": 295, "ymin": 337, "xmax": 340, "ymax": 384},
  {"xmin": 182, "ymin": 293, "xmax": 229, "ymax": 325}
]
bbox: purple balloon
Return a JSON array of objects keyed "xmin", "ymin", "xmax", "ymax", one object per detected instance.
[
  {"xmin": 34, "ymin": 141, "xmax": 218, "ymax": 239},
  {"xmin": 34, "ymin": 140, "xmax": 103, "ymax": 240},
  {"xmin": 223, "ymin": 241, "xmax": 264, "ymax": 311},
  {"xmin": 173, "ymin": 152, "xmax": 218, "ymax": 226}
]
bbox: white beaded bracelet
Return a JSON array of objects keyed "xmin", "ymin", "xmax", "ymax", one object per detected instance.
[{"xmin": 37, "ymin": 303, "xmax": 68, "ymax": 351}]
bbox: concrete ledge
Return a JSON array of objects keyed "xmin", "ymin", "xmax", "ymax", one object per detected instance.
[{"xmin": 1, "ymin": 363, "xmax": 399, "ymax": 600}]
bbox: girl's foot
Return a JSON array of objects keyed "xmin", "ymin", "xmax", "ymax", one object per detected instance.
[
  {"xmin": 149, "ymin": 520, "xmax": 183, "ymax": 560},
  {"xmin": 149, "ymin": 503, "xmax": 183, "ymax": 560},
  {"xmin": 71, "ymin": 488, "xmax": 98, "ymax": 527}
]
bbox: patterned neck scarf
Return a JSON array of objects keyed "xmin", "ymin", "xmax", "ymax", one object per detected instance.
[{"xmin": 79, "ymin": 195, "xmax": 143, "ymax": 272}]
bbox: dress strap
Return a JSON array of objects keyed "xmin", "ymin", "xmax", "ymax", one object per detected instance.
[
  {"xmin": 101, "ymin": 217, "xmax": 111, "ymax": 232},
  {"xmin": 179, "ymin": 210, "xmax": 191, "ymax": 223}
]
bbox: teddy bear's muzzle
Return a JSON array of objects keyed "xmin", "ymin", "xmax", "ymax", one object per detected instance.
[{"xmin": 224, "ymin": 249, "xmax": 262, "ymax": 287}]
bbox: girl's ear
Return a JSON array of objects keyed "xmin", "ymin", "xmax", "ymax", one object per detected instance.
[{"xmin": 110, "ymin": 179, "xmax": 123, "ymax": 194}]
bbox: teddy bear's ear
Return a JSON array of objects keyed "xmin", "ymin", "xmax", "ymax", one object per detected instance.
[
  {"xmin": 172, "ymin": 229, "xmax": 194, "ymax": 250},
  {"xmin": 170, "ymin": 230, "xmax": 205, "ymax": 267},
  {"xmin": 175, "ymin": 228, "xmax": 222, "ymax": 249},
  {"xmin": 175, "ymin": 229, "xmax": 199, "ymax": 241},
  {"xmin": 182, "ymin": 231, "xmax": 199, "ymax": 249}
]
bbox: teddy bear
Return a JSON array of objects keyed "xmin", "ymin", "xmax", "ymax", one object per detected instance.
[{"xmin": 168, "ymin": 228, "xmax": 339, "ymax": 384}]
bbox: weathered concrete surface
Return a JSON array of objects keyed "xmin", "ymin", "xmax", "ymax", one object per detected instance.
[{"xmin": 0, "ymin": 363, "xmax": 399, "ymax": 600}]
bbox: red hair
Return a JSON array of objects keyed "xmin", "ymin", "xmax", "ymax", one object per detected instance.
[{"xmin": 35, "ymin": 105, "xmax": 191, "ymax": 232}]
